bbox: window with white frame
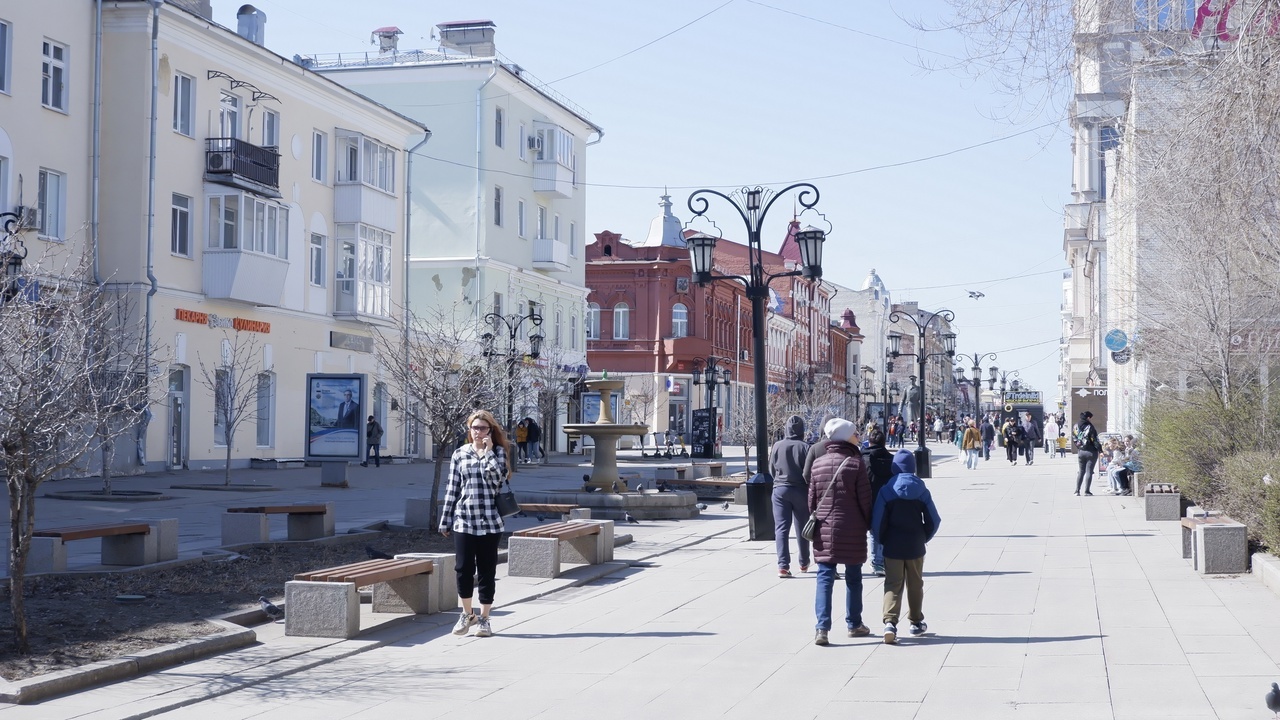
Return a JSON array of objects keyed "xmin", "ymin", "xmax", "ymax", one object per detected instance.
[
  {"xmin": 554, "ymin": 310, "xmax": 562, "ymax": 346},
  {"xmin": 612, "ymin": 303, "xmax": 630, "ymax": 340},
  {"xmin": 309, "ymin": 233, "xmax": 326, "ymax": 286},
  {"xmin": 672, "ymin": 303, "xmax": 688, "ymax": 338},
  {"xmin": 537, "ymin": 205, "xmax": 547, "ymax": 239},
  {"xmin": 41, "ymin": 39, "xmax": 67, "ymax": 111},
  {"xmin": 337, "ymin": 240, "xmax": 355, "ymax": 297},
  {"xmin": 256, "ymin": 372, "xmax": 274, "ymax": 446},
  {"xmin": 335, "ymin": 133, "xmax": 395, "ymax": 193},
  {"xmin": 517, "ymin": 199, "xmax": 527, "ymax": 238},
  {"xmin": 218, "ymin": 92, "xmax": 239, "ymax": 138},
  {"xmin": 37, "ymin": 168, "xmax": 64, "ymax": 240},
  {"xmin": 312, "ymin": 130, "xmax": 327, "ymax": 183},
  {"xmin": 570, "ymin": 314, "xmax": 578, "ymax": 349},
  {"xmin": 171, "ymin": 193, "xmax": 192, "ymax": 257},
  {"xmin": 494, "ymin": 107, "xmax": 504, "ymax": 148},
  {"xmin": 172, "ymin": 72, "xmax": 194, "ymax": 136},
  {"xmin": 518, "ymin": 122, "xmax": 526, "ymax": 160},
  {"xmin": 0, "ymin": 20, "xmax": 10, "ymax": 95},
  {"xmin": 335, "ymin": 223, "xmax": 393, "ymax": 317},
  {"xmin": 586, "ymin": 303, "xmax": 599, "ymax": 340},
  {"xmin": 493, "ymin": 186, "xmax": 503, "ymax": 227},
  {"xmin": 206, "ymin": 192, "xmax": 289, "ymax": 258},
  {"xmin": 553, "ymin": 214, "xmax": 561, "ymax": 242},
  {"xmin": 569, "ymin": 222, "xmax": 577, "ymax": 257},
  {"xmin": 262, "ymin": 109, "xmax": 280, "ymax": 148}
]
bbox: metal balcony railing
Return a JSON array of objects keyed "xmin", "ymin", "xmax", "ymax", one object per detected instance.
[{"xmin": 206, "ymin": 137, "xmax": 280, "ymax": 191}]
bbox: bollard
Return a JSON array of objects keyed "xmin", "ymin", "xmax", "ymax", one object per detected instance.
[{"xmin": 746, "ymin": 472, "xmax": 775, "ymax": 541}]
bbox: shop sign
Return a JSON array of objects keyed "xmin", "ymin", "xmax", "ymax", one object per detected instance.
[
  {"xmin": 175, "ymin": 308, "xmax": 270, "ymax": 333},
  {"xmin": 330, "ymin": 331, "xmax": 374, "ymax": 353}
]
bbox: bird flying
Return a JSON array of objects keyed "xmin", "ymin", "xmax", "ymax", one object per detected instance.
[
  {"xmin": 967, "ymin": 290, "xmax": 985, "ymax": 299},
  {"xmin": 259, "ymin": 596, "xmax": 285, "ymax": 620}
]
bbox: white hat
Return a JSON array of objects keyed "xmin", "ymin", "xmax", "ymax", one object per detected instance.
[{"xmin": 824, "ymin": 418, "xmax": 857, "ymax": 443}]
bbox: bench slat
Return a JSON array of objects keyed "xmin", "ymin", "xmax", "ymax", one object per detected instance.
[
  {"xmin": 228, "ymin": 504, "xmax": 328, "ymax": 514},
  {"xmin": 33, "ymin": 523, "xmax": 152, "ymax": 542},
  {"xmin": 518, "ymin": 503, "xmax": 578, "ymax": 513},
  {"xmin": 513, "ymin": 521, "xmax": 600, "ymax": 540},
  {"xmin": 295, "ymin": 558, "xmax": 433, "ymax": 585}
]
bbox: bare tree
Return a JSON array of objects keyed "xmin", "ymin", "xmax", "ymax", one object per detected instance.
[
  {"xmin": 0, "ymin": 247, "xmax": 156, "ymax": 652},
  {"xmin": 196, "ymin": 331, "xmax": 268, "ymax": 486},
  {"xmin": 723, "ymin": 386, "xmax": 758, "ymax": 474},
  {"xmin": 370, "ymin": 305, "xmax": 500, "ymax": 530},
  {"xmin": 527, "ymin": 343, "xmax": 587, "ymax": 456}
]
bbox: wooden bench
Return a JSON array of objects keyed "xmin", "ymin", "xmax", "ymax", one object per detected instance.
[
  {"xmin": 1143, "ymin": 483, "xmax": 1181, "ymax": 521},
  {"xmin": 30, "ymin": 522, "xmax": 162, "ymax": 572},
  {"xmin": 519, "ymin": 503, "xmax": 589, "ymax": 520},
  {"xmin": 507, "ymin": 520, "xmax": 615, "ymax": 578},
  {"xmin": 222, "ymin": 502, "xmax": 334, "ymax": 545},
  {"xmin": 285, "ymin": 554, "xmax": 457, "ymax": 638},
  {"xmin": 1180, "ymin": 515, "xmax": 1248, "ymax": 574}
]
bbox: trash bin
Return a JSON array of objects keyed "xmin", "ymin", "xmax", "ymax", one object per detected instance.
[
  {"xmin": 914, "ymin": 446, "xmax": 932, "ymax": 479},
  {"xmin": 746, "ymin": 472, "xmax": 775, "ymax": 541}
]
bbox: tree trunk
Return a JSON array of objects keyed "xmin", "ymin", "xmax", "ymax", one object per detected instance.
[
  {"xmin": 224, "ymin": 427, "xmax": 233, "ymax": 486},
  {"xmin": 100, "ymin": 429, "xmax": 113, "ymax": 495},
  {"xmin": 8, "ymin": 480, "xmax": 33, "ymax": 654}
]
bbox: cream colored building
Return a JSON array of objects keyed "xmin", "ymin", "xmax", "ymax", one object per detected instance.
[{"xmin": 2, "ymin": 0, "xmax": 427, "ymax": 473}]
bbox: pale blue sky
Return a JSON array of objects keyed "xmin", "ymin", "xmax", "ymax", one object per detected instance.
[{"xmin": 216, "ymin": 0, "xmax": 1071, "ymax": 405}]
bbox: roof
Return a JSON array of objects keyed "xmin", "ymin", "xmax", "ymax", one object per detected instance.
[{"xmin": 632, "ymin": 194, "xmax": 687, "ymax": 248}]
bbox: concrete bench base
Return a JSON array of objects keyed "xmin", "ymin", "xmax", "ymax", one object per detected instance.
[
  {"xmin": 129, "ymin": 518, "xmax": 180, "ymax": 562},
  {"xmin": 507, "ymin": 520, "xmax": 615, "ymax": 579},
  {"xmin": 1145, "ymin": 492, "xmax": 1181, "ymax": 521},
  {"xmin": 1192, "ymin": 521, "xmax": 1248, "ymax": 575},
  {"xmin": 221, "ymin": 503, "xmax": 334, "ymax": 545},
  {"xmin": 286, "ymin": 553, "xmax": 454, "ymax": 639},
  {"xmin": 375, "ymin": 553, "xmax": 457, "ymax": 614},
  {"xmin": 655, "ymin": 466, "xmax": 688, "ymax": 481},
  {"xmin": 30, "ymin": 524, "xmax": 168, "ymax": 572}
]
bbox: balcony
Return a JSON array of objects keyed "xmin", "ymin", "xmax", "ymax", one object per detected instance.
[
  {"xmin": 532, "ymin": 235, "xmax": 570, "ymax": 272},
  {"xmin": 205, "ymin": 138, "xmax": 281, "ymax": 198},
  {"xmin": 533, "ymin": 159, "xmax": 574, "ymax": 198},
  {"xmin": 203, "ymin": 249, "xmax": 288, "ymax": 306}
]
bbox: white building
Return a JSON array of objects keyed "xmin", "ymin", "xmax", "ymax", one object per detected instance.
[
  {"xmin": 307, "ymin": 21, "xmax": 602, "ymax": 437},
  {"xmin": 2, "ymin": 0, "xmax": 427, "ymax": 472},
  {"xmin": 830, "ymin": 269, "xmax": 896, "ymax": 416}
]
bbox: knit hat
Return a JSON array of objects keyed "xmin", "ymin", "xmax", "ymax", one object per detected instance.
[{"xmin": 823, "ymin": 418, "xmax": 857, "ymax": 444}]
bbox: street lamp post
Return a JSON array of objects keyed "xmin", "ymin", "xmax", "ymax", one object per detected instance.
[
  {"xmin": 991, "ymin": 368, "xmax": 1022, "ymax": 418},
  {"xmin": 691, "ymin": 356, "xmax": 732, "ymax": 458},
  {"xmin": 888, "ymin": 309, "xmax": 956, "ymax": 478},
  {"xmin": 1, "ymin": 211, "xmax": 29, "ymax": 303},
  {"xmin": 482, "ymin": 308, "xmax": 544, "ymax": 432},
  {"xmin": 686, "ymin": 185, "xmax": 827, "ymax": 541},
  {"xmin": 954, "ymin": 351, "xmax": 998, "ymax": 418}
]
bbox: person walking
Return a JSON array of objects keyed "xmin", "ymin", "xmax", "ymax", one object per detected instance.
[
  {"xmin": 770, "ymin": 415, "xmax": 812, "ymax": 578},
  {"xmin": 1001, "ymin": 417, "xmax": 1019, "ymax": 465},
  {"xmin": 360, "ymin": 415, "xmax": 383, "ymax": 467},
  {"xmin": 801, "ymin": 414, "xmax": 837, "ymax": 485},
  {"xmin": 933, "ymin": 417, "xmax": 944, "ymax": 443},
  {"xmin": 1072, "ymin": 411, "xmax": 1101, "ymax": 496},
  {"xmin": 514, "ymin": 419, "xmax": 529, "ymax": 463},
  {"xmin": 1020, "ymin": 412, "xmax": 1042, "ymax": 465},
  {"xmin": 872, "ymin": 449, "xmax": 942, "ymax": 644},
  {"xmin": 865, "ymin": 428, "xmax": 894, "ymax": 577},
  {"xmin": 807, "ymin": 419, "xmax": 874, "ymax": 646},
  {"xmin": 525, "ymin": 417, "xmax": 543, "ymax": 463},
  {"xmin": 961, "ymin": 419, "xmax": 982, "ymax": 470},
  {"xmin": 1044, "ymin": 415, "xmax": 1060, "ymax": 456},
  {"xmin": 980, "ymin": 417, "xmax": 996, "ymax": 461},
  {"xmin": 439, "ymin": 409, "xmax": 512, "ymax": 638}
]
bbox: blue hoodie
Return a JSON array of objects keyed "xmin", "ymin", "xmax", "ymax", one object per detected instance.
[{"xmin": 871, "ymin": 450, "xmax": 942, "ymax": 560}]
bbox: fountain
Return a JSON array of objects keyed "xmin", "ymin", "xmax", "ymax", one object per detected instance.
[{"xmin": 562, "ymin": 377, "xmax": 648, "ymax": 492}]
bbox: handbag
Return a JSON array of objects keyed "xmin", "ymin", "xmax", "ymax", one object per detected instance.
[
  {"xmin": 802, "ymin": 458, "xmax": 852, "ymax": 542},
  {"xmin": 495, "ymin": 479, "xmax": 520, "ymax": 518}
]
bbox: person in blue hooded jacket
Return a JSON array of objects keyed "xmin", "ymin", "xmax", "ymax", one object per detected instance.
[{"xmin": 871, "ymin": 450, "xmax": 942, "ymax": 644}]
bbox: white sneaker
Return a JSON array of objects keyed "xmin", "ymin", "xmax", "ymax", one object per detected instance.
[
  {"xmin": 475, "ymin": 616, "xmax": 493, "ymax": 637},
  {"xmin": 452, "ymin": 612, "xmax": 477, "ymax": 636}
]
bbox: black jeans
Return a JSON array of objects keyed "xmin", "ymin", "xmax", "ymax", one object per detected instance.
[
  {"xmin": 1076, "ymin": 451, "xmax": 1098, "ymax": 493},
  {"xmin": 454, "ymin": 531, "xmax": 501, "ymax": 605},
  {"xmin": 1005, "ymin": 440, "xmax": 1017, "ymax": 463}
]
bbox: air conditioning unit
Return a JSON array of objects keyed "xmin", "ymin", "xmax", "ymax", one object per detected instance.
[
  {"xmin": 206, "ymin": 150, "xmax": 232, "ymax": 173},
  {"xmin": 527, "ymin": 135, "xmax": 543, "ymax": 152},
  {"xmin": 14, "ymin": 206, "xmax": 37, "ymax": 229}
]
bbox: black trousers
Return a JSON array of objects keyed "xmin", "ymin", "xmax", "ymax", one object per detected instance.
[
  {"xmin": 454, "ymin": 531, "xmax": 501, "ymax": 605},
  {"xmin": 1076, "ymin": 451, "xmax": 1098, "ymax": 493},
  {"xmin": 1005, "ymin": 440, "xmax": 1017, "ymax": 463}
]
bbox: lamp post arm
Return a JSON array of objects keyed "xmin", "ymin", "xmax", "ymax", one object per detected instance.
[{"xmin": 687, "ymin": 188, "xmax": 752, "ymax": 236}]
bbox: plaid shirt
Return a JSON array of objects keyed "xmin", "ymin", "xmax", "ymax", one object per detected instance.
[{"xmin": 439, "ymin": 443, "xmax": 509, "ymax": 535}]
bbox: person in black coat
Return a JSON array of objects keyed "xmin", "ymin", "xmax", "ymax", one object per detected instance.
[
  {"xmin": 864, "ymin": 429, "xmax": 895, "ymax": 577},
  {"xmin": 979, "ymin": 418, "xmax": 996, "ymax": 461},
  {"xmin": 1073, "ymin": 411, "xmax": 1101, "ymax": 495},
  {"xmin": 1020, "ymin": 412, "xmax": 1042, "ymax": 465}
]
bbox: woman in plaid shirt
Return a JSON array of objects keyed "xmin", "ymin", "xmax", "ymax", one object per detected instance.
[{"xmin": 439, "ymin": 409, "xmax": 513, "ymax": 638}]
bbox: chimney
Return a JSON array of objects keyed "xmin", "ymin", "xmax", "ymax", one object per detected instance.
[
  {"xmin": 168, "ymin": 0, "xmax": 213, "ymax": 20},
  {"xmin": 236, "ymin": 4, "xmax": 267, "ymax": 46},
  {"xmin": 372, "ymin": 26, "xmax": 403, "ymax": 54},
  {"xmin": 436, "ymin": 20, "xmax": 497, "ymax": 57}
]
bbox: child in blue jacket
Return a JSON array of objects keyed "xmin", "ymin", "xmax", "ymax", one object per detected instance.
[{"xmin": 871, "ymin": 450, "xmax": 942, "ymax": 644}]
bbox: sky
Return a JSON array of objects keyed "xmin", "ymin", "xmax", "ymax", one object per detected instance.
[{"xmin": 213, "ymin": 0, "xmax": 1073, "ymax": 406}]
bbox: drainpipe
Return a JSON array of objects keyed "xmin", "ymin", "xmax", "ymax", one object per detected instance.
[
  {"xmin": 474, "ymin": 60, "xmax": 498, "ymax": 320},
  {"xmin": 92, "ymin": 0, "xmax": 103, "ymax": 284},
  {"xmin": 403, "ymin": 130, "xmax": 431, "ymax": 455},
  {"xmin": 142, "ymin": 0, "xmax": 162, "ymax": 466}
]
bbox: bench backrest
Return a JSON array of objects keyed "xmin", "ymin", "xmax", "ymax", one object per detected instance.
[
  {"xmin": 294, "ymin": 558, "xmax": 433, "ymax": 586},
  {"xmin": 227, "ymin": 504, "xmax": 328, "ymax": 514},
  {"xmin": 32, "ymin": 523, "xmax": 152, "ymax": 541},
  {"xmin": 513, "ymin": 521, "xmax": 601, "ymax": 540}
]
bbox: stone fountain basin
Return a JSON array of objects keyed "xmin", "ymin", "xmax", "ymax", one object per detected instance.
[
  {"xmin": 562, "ymin": 423, "xmax": 650, "ymax": 437},
  {"xmin": 514, "ymin": 489, "xmax": 701, "ymax": 521}
]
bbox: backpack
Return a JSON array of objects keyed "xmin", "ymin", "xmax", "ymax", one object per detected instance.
[{"xmin": 1073, "ymin": 424, "xmax": 1097, "ymax": 452}]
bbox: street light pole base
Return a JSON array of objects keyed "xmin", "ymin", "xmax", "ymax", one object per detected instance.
[{"xmin": 914, "ymin": 447, "xmax": 933, "ymax": 479}]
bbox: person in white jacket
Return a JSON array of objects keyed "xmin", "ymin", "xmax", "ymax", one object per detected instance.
[{"xmin": 1044, "ymin": 417, "xmax": 1060, "ymax": 455}]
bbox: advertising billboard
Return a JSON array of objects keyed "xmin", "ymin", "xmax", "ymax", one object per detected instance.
[{"xmin": 306, "ymin": 373, "xmax": 366, "ymax": 461}]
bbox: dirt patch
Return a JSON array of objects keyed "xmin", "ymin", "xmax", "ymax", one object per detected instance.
[{"xmin": 0, "ymin": 530, "xmax": 460, "ymax": 681}]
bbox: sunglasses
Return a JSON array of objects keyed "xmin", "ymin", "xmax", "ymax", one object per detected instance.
[{"xmin": 470, "ymin": 425, "xmax": 491, "ymax": 432}]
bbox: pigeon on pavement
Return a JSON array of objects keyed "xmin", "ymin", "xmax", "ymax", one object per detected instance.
[
  {"xmin": 259, "ymin": 596, "xmax": 284, "ymax": 620},
  {"xmin": 366, "ymin": 545, "xmax": 393, "ymax": 560},
  {"xmin": 1266, "ymin": 681, "xmax": 1280, "ymax": 717},
  {"xmin": 696, "ymin": 503, "xmax": 708, "ymax": 510},
  {"xmin": 624, "ymin": 512, "xmax": 639, "ymax": 524},
  {"xmin": 721, "ymin": 501, "xmax": 730, "ymax": 510}
]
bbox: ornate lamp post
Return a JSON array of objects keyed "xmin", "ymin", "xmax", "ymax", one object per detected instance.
[
  {"xmin": 691, "ymin": 356, "xmax": 732, "ymax": 410},
  {"xmin": 954, "ymin": 351, "xmax": 998, "ymax": 417},
  {"xmin": 888, "ymin": 309, "xmax": 956, "ymax": 478},
  {"xmin": 991, "ymin": 367, "xmax": 1022, "ymax": 417},
  {"xmin": 686, "ymin": 184, "xmax": 827, "ymax": 541},
  {"xmin": 1, "ymin": 211, "xmax": 28, "ymax": 303},
  {"xmin": 482, "ymin": 308, "xmax": 543, "ymax": 431}
]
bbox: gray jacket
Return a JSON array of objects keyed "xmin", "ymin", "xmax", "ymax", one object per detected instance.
[{"xmin": 769, "ymin": 415, "xmax": 809, "ymax": 489}]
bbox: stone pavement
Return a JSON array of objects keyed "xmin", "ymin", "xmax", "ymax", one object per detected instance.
[{"xmin": 9, "ymin": 444, "xmax": 1280, "ymax": 719}]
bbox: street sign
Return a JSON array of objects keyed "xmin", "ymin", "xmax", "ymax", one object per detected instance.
[
  {"xmin": 1104, "ymin": 329, "xmax": 1128, "ymax": 352},
  {"xmin": 1111, "ymin": 348, "xmax": 1132, "ymax": 364}
]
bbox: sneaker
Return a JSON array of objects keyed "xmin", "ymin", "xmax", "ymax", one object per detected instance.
[
  {"xmin": 452, "ymin": 612, "xmax": 477, "ymax": 636},
  {"xmin": 475, "ymin": 616, "xmax": 493, "ymax": 637},
  {"xmin": 884, "ymin": 623, "xmax": 898, "ymax": 644},
  {"xmin": 910, "ymin": 622, "xmax": 927, "ymax": 636},
  {"xmin": 779, "ymin": 568, "xmax": 793, "ymax": 578},
  {"xmin": 814, "ymin": 629, "xmax": 829, "ymax": 646},
  {"xmin": 848, "ymin": 624, "xmax": 871, "ymax": 637},
  {"xmin": 1084, "ymin": 491, "xmax": 1093, "ymax": 496},
  {"xmin": 799, "ymin": 564, "xmax": 810, "ymax": 573},
  {"xmin": 359, "ymin": 462, "xmax": 368, "ymax": 467},
  {"xmin": 872, "ymin": 564, "xmax": 885, "ymax": 577}
]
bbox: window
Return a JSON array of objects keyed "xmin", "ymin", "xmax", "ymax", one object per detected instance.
[
  {"xmin": 672, "ymin": 303, "xmax": 688, "ymax": 338},
  {"xmin": 206, "ymin": 193, "xmax": 288, "ymax": 258},
  {"xmin": 172, "ymin": 72, "xmax": 194, "ymax": 136},
  {"xmin": 518, "ymin": 122, "xmax": 526, "ymax": 160},
  {"xmin": 494, "ymin": 107, "xmax": 504, "ymax": 148},
  {"xmin": 41, "ymin": 40, "xmax": 68, "ymax": 111},
  {"xmin": 586, "ymin": 303, "xmax": 600, "ymax": 340},
  {"xmin": 537, "ymin": 205, "xmax": 547, "ymax": 239},
  {"xmin": 517, "ymin": 199, "xmax": 527, "ymax": 238},
  {"xmin": 569, "ymin": 222, "xmax": 577, "ymax": 257},
  {"xmin": 493, "ymin": 186, "xmax": 503, "ymax": 227},
  {"xmin": 37, "ymin": 168, "xmax": 64, "ymax": 240},
  {"xmin": 570, "ymin": 314, "xmax": 578, "ymax": 350},
  {"xmin": 262, "ymin": 109, "xmax": 279, "ymax": 148},
  {"xmin": 335, "ymin": 133, "xmax": 395, "ymax": 193},
  {"xmin": 0, "ymin": 155, "xmax": 9, "ymax": 211},
  {"xmin": 553, "ymin": 214, "xmax": 561, "ymax": 242},
  {"xmin": 554, "ymin": 310, "xmax": 562, "ymax": 346},
  {"xmin": 0, "ymin": 21, "xmax": 10, "ymax": 95},
  {"xmin": 310, "ymin": 233, "xmax": 326, "ymax": 286},
  {"xmin": 312, "ymin": 130, "xmax": 327, "ymax": 183},
  {"xmin": 338, "ymin": 240, "xmax": 355, "ymax": 297},
  {"xmin": 218, "ymin": 92, "xmax": 239, "ymax": 138},
  {"xmin": 333, "ymin": 224, "xmax": 392, "ymax": 317},
  {"xmin": 256, "ymin": 372, "xmax": 274, "ymax": 446},
  {"xmin": 171, "ymin": 193, "xmax": 192, "ymax": 256},
  {"xmin": 1098, "ymin": 125, "xmax": 1120, "ymax": 201},
  {"xmin": 492, "ymin": 293, "xmax": 503, "ymax": 328},
  {"xmin": 612, "ymin": 303, "xmax": 629, "ymax": 340},
  {"xmin": 213, "ymin": 368, "xmax": 230, "ymax": 446}
]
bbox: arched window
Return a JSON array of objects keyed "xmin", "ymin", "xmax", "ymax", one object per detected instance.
[
  {"xmin": 612, "ymin": 302, "xmax": 630, "ymax": 340},
  {"xmin": 586, "ymin": 303, "xmax": 600, "ymax": 340},
  {"xmin": 554, "ymin": 310, "xmax": 563, "ymax": 346},
  {"xmin": 570, "ymin": 314, "xmax": 578, "ymax": 349},
  {"xmin": 672, "ymin": 303, "xmax": 688, "ymax": 338}
]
